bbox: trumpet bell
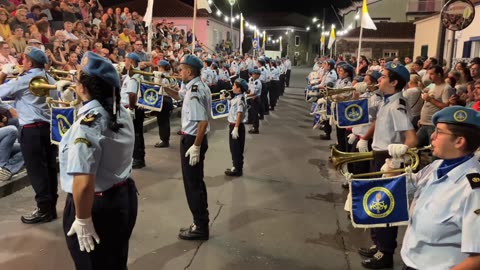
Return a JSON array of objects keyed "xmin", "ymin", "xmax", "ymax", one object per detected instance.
[
  {"xmin": 29, "ymin": 76, "xmax": 57, "ymax": 97},
  {"xmin": 331, "ymin": 146, "xmax": 374, "ymax": 171}
]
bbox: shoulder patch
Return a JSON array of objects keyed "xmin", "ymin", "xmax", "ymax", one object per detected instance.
[
  {"xmin": 255, "ymin": 81, "xmax": 258, "ymax": 85},
  {"xmin": 80, "ymin": 112, "xmax": 100, "ymax": 127},
  {"xmin": 474, "ymin": 209, "xmax": 480, "ymax": 215},
  {"xmin": 192, "ymin": 85, "xmax": 198, "ymax": 92},
  {"xmin": 74, "ymin": 137, "xmax": 92, "ymax": 147},
  {"xmin": 399, "ymin": 98, "xmax": 406, "ymax": 106},
  {"xmin": 467, "ymin": 173, "xmax": 480, "ymax": 189}
]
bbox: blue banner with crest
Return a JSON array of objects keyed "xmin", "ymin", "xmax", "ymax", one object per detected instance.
[
  {"xmin": 51, "ymin": 106, "xmax": 76, "ymax": 145},
  {"xmin": 137, "ymin": 83, "xmax": 163, "ymax": 112},
  {"xmin": 336, "ymin": 98, "xmax": 369, "ymax": 128},
  {"xmin": 211, "ymin": 99, "xmax": 229, "ymax": 119},
  {"xmin": 350, "ymin": 174, "xmax": 409, "ymax": 228}
]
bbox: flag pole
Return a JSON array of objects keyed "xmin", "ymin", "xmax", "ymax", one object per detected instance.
[
  {"xmin": 192, "ymin": 0, "xmax": 197, "ymax": 53},
  {"xmin": 356, "ymin": 24, "xmax": 363, "ymax": 73}
]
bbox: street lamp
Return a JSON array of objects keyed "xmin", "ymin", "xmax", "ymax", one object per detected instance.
[{"xmin": 229, "ymin": 0, "xmax": 235, "ymax": 43}]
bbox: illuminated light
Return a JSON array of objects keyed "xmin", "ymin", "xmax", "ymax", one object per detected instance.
[
  {"xmin": 224, "ymin": 16, "xmax": 229, "ymax": 22},
  {"xmin": 313, "ymin": 17, "xmax": 317, "ymax": 23},
  {"xmin": 216, "ymin": 10, "xmax": 222, "ymax": 16},
  {"xmin": 306, "ymin": 26, "xmax": 310, "ymax": 31}
]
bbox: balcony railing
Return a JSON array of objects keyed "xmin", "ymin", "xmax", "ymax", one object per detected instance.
[{"xmin": 406, "ymin": 0, "xmax": 443, "ymax": 13}]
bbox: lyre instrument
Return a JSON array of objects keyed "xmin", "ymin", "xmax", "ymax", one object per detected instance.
[{"xmin": 331, "ymin": 145, "xmax": 432, "ymax": 178}]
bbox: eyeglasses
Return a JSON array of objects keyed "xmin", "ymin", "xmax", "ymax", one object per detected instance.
[{"xmin": 432, "ymin": 127, "xmax": 456, "ymax": 139}]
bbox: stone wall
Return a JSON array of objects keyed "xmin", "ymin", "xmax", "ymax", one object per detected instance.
[{"xmin": 335, "ymin": 39, "xmax": 415, "ymax": 60}]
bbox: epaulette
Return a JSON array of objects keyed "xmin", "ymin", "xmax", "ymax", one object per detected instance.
[
  {"xmin": 255, "ymin": 81, "xmax": 258, "ymax": 85},
  {"xmin": 192, "ymin": 85, "xmax": 198, "ymax": 93},
  {"xmin": 80, "ymin": 112, "xmax": 100, "ymax": 127},
  {"xmin": 397, "ymin": 98, "xmax": 407, "ymax": 112},
  {"xmin": 467, "ymin": 173, "xmax": 480, "ymax": 189}
]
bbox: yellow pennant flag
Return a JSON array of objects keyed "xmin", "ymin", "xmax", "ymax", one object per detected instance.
[
  {"xmin": 262, "ymin": 32, "xmax": 266, "ymax": 49},
  {"xmin": 361, "ymin": 0, "xmax": 377, "ymax": 30},
  {"xmin": 320, "ymin": 34, "xmax": 325, "ymax": 49}
]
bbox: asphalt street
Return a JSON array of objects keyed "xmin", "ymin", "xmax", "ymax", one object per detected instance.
[{"xmin": 0, "ymin": 67, "xmax": 406, "ymax": 270}]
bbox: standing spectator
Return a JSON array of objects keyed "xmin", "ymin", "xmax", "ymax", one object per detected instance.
[
  {"xmin": 421, "ymin": 57, "xmax": 438, "ymax": 86},
  {"xmin": 0, "ymin": 8, "xmax": 11, "ymax": 40},
  {"xmin": 417, "ymin": 65, "xmax": 455, "ymax": 147},
  {"xmin": 102, "ymin": 8, "xmax": 115, "ymax": 30},
  {"xmin": 186, "ymin": 29, "xmax": 193, "ymax": 44},
  {"xmin": 470, "ymin": 61, "xmax": 480, "ymax": 82},
  {"xmin": 78, "ymin": 0, "xmax": 91, "ymax": 22},
  {"xmin": 403, "ymin": 74, "xmax": 424, "ymax": 130}
]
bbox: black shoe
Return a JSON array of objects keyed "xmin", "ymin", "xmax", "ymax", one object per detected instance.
[
  {"xmin": 21, "ymin": 208, "xmax": 57, "ymax": 224},
  {"xmin": 269, "ymin": 106, "xmax": 275, "ymax": 111},
  {"xmin": 259, "ymin": 116, "xmax": 264, "ymax": 120},
  {"xmin": 264, "ymin": 111, "xmax": 270, "ymax": 115},
  {"xmin": 132, "ymin": 159, "xmax": 145, "ymax": 169},
  {"xmin": 154, "ymin": 141, "xmax": 170, "ymax": 148},
  {"xmin": 361, "ymin": 251, "xmax": 393, "ymax": 269},
  {"xmin": 245, "ymin": 121, "xmax": 253, "ymax": 125},
  {"xmin": 320, "ymin": 134, "xmax": 331, "ymax": 140},
  {"xmin": 178, "ymin": 224, "xmax": 209, "ymax": 240},
  {"xmin": 248, "ymin": 129, "xmax": 259, "ymax": 134},
  {"xmin": 224, "ymin": 168, "xmax": 242, "ymax": 177},
  {"xmin": 358, "ymin": 245, "xmax": 378, "ymax": 257},
  {"xmin": 179, "ymin": 224, "xmax": 195, "ymax": 233}
]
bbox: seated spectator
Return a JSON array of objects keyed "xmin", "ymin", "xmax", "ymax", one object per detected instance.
[
  {"xmin": 61, "ymin": 21, "xmax": 79, "ymax": 41},
  {"xmin": 0, "ymin": 8, "xmax": 11, "ymax": 40},
  {"xmin": 118, "ymin": 28, "xmax": 130, "ymax": 44},
  {"xmin": 9, "ymin": 8, "xmax": 28, "ymax": 34},
  {"xmin": 0, "ymin": 41, "xmax": 18, "ymax": 69},
  {"xmin": 46, "ymin": 37, "xmax": 66, "ymax": 68},
  {"xmin": 471, "ymin": 79, "xmax": 480, "ymax": 111},
  {"xmin": 0, "ymin": 103, "xmax": 23, "ymax": 182},
  {"xmin": 109, "ymin": 47, "xmax": 120, "ymax": 63},
  {"xmin": 8, "ymin": 26, "xmax": 27, "ymax": 56},
  {"xmin": 63, "ymin": 51, "xmax": 79, "ymax": 71},
  {"xmin": 27, "ymin": 4, "xmax": 42, "ymax": 22},
  {"xmin": 465, "ymin": 81, "xmax": 475, "ymax": 108}
]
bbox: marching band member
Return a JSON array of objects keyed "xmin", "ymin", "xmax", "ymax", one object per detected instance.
[
  {"xmin": 269, "ymin": 60, "xmax": 280, "ymax": 111},
  {"xmin": 154, "ymin": 60, "xmax": 174, "ymax": 148},
  {"xmin": 121, "ymin": 53, "xmax": 146, "ymax": 169},
  {"xmin": 163, "ymin": 54, "xmax": 212, "ymax": 240},
  {"xmin": 315, "ymin": 59, "xmax": 337, "ymax": 140},
  {"xmin": 401, "ymin": 106, "xmax": 480, "ymax": 270},
  {"xmin": 359, "ymin": 62, "xmax": 418, "ymax": 269},
  {"xmin": 218, "ymin": 63, "xmax": 232, "ymax": 91},
  {"xmin": 0, "ymin": 46, "xmax": 60, "ymax": 224},
  {"xmin": 258, "ymin": 57, "xmax": 268, "ymax": 119},
  {"xmin": 224, "ymin": 78, "xmax": 248, "ymax": 177},
  {"xmin": 247, "ymin": 69, "xmax": 262, "ymax": 134},
  {"xmin": 59, "ymin": 51, "xmax": 137, "ymax": 269}
]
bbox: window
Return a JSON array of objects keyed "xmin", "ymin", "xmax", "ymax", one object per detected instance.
[
  {"xmin": 471, "ymin": 41, "xmax": 480, "ymax": 59},
  {"xmin": 295, "ymin": 36, "xmax": 300, "ymax": 46},
  {"xmin": 421, "ymin": 45, "xmax": 428, "ymax": 58},
  {"xmin": 383, "ymin": 50, "xmax": 399, "ymax": 58},
  {"xmin": 463, "ymin": 41, "xmax": 472, "ymax": 58}
]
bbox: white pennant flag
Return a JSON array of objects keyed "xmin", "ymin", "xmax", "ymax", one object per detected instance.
[
  {"xmin": 197, "ymin": 0, "xmax": 212, "ymax": 13},
  {"xmin": 361, "ymin": 0, "xmax": 377, "ymax": 30},
  {"xmin": 143, "ymin": 0, "xmax": 154, "ymax": 28}
]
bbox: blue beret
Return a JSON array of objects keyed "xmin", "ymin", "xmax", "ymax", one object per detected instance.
[
  {"xmin": 235, "ymin": 78, "xmax": 249, "ymax": 92},
  {"xmin": 327, "ymin": 59, "xmax": 336, "ymax": 66},
  {"xmin": 432, "ymin": 106, "xmax": 480, "ymax": 128},
  {"xmin": 80, "ymin": 51, "xmax": 120, "ymax": 88},
  {"xmin": 158, "ymin": 60, "xmax": 170, "ymax": 67},
  {"xmin": 205, "ymin": 58, "xmax": 212, "ymax": 65},
  {"xmin": 180, "ymin": 54, "xmax": 203, "ymax": 70},
  {"xmin": 24, "ymin": 46, "xmax": 47, "ymax": 65},
  {"xmin": 211, "ymin": 63, "xmax": 218, "ymax": 69},
  {"xmin": 369, "ymin": 71, "xmax": 382, "ymax": 81},
  {"xmin": 126, "ymin": 52, "xmax": 141, "ymax": 63},
  {"xmin": 385, "ymin": 62, "xmax": 410, "ymax": 83},
  {"xmin": 223, "ymin": 64, "xmax": 230, "ymax": 69},
  {"xmin": 250, "ymin": 68, "xmax": 261, "ymax": 75},
  {"xmin": 340, "ymin": 63, "xmax": 354, "ymax": 73},
  {"xmin": 257, "ymin": 57, "xmax": 265, "ymax": 64}
]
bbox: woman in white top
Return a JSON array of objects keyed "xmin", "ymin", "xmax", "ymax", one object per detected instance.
[{"xmin": 403, "ymin": 74, "xmax": 424, "ymax": 130}]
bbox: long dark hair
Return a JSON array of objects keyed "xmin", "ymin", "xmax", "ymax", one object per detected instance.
[{"xmin": 78, "ymin": 71, "xmax": 123, "ymax": 132}]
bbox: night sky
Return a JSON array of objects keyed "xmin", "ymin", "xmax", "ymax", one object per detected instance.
[{"xmin": 100, "ymin": 0, "xmax": 361, "ymax": 24}]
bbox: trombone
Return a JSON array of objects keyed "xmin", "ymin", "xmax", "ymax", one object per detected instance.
[
  {"xmin": 211, "ymin": 89, "xmax": 233, "ymax": 101},
  {"xmin": 331, "ymin": 145, "xmax": 432, "ymax": 178}
]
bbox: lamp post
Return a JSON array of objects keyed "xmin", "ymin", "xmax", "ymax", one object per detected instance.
[{"xmin": 229, "ymin": 0, "xmax": 235, "ymax": 43}]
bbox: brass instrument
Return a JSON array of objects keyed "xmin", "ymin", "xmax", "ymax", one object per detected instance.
[
  {"xmin": 48, "ymin": 67, "xmax": 75, "ymax": 81},
  {"xmin": 331, "ymin": 145, "xmax": 432, "ymax": 178},
  {"xmin": 321, "ymin": 87, "xmax": 356, "ymax": 99},
  {"xmin": 28, "ymin": 76, "xmax": 80, "ymax": 105},
  {"xmin": 212, "ymin": 89, "xmax": 233, "ymax": 101},
  {"xmin": 128, "ymin": 67, "xmax": 178, "ymax": 88}
]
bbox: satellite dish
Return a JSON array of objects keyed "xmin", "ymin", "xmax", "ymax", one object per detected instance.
[{"xmin": 441, "ymin": 0, "xmax": 475, "ymax": 31}]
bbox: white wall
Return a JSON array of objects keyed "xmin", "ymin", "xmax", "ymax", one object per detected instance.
[
  {"xmin": 453, "ymin": 4, "xmax": 480, "ymax": 58},
  {"xmin": 413, "ymin": 14, "xmax": 440, "ymax": 58},
  {"xmin": 344, "ymin": 0, "xmax": 407, "ymax": 29},
  {"xmin": 207, "ymin": 19, "xmax": 240, "ymax": 51}
]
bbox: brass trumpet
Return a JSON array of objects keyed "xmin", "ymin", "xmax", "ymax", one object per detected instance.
[
  {"xmin": 331, "ymin": 145, "xmax": 432, "ymax": 178},
  {"xmin": 320, "ymin": 87, "xmax": 356, "ymax": 99},
  {"xmin": 28, "ymin": 76, "xmax": 80, "ymax": 105},
  {"xmin": 48, "ymin": 67, "xmax": 75, "ymax": 81},
  {"xmin": 212, "ymin": 89, "xmax": 233, "ymax": 101},
  {"xmin": 128, "ymin": 67, "xmax": 178, "ymax": 88}
]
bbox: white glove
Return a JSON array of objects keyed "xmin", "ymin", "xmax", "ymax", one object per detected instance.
[
  {"xmin": 185, "ymin": 144, "xmax": 201, "ymax": 166},
  {"xmin": 67, "ymin": 217, "xmax": 100, "ymax": 253},
  {"xmin": 388, "ymin": 144, "xmax": 408, "ymax": 158},
  {"xmin": 219, "ymin": 93, "xmax": 226, "ymax": 100},
  {"xmin": 319, "ymin": 110, "xmax": 328, "ymax": 121},
  {"xmin": 128, "ymin": 108, "xmax": 135, "ymax": 120},
  {"xmin": 356, "ymin": 139, "xmax": 369, "ymax": 152},
  {"xmin": 347, "ymin": 133, "xmax": 357, "ymax": 145},
  {"xmin": 231, "ymin": 126, "xmax": 239, "ymax": 139},
  {"xmin": 153, "ymin": 71, "xmax": 162, "ymax": 78},
  {"xmin": 317, "ymin": 97, "xmax": 327, "ymax": 105},
  {"xmin": 61, "ymin": 88, "xmax": 75, "ymax": 103},
  {"xmin": 1, "ymin": 64, "xmax": 17, "ymax": 75},
  {"xmin": 68, "ymin": 70, "xmax": 77, "ymax": 75},
  {"xmin": 380, "ymin": 158, "xmax": 403, "ymax": 177},
  {"xmin": 56, "ymin": 80, "xmax": 72, "ymax": 92}
]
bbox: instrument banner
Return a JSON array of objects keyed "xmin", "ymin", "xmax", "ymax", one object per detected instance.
[
  {"xmin": 336, "ymin": 98, "xmax": 369, "ymax": 128},
  {"xmin": 137, "ymin": 83, "xmax": 163, "ymax": 112},
  {"xmin": 350, "ymin": 174, "xmax": 409, "ymax": 228},
  {"xmin": 211, "ymin": 99, "xmax": 229, "ymax": 119},
  {"xmin": 51, "ymin": 106, "xmax": 76, "ymax": 145}
]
